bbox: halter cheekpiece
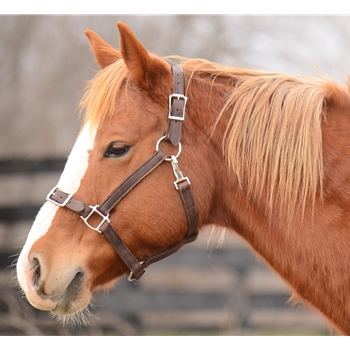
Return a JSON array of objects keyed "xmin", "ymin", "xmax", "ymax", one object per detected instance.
[{"xmin": 46, "ymin": 65, "xmax": 198, "ymax": 281}]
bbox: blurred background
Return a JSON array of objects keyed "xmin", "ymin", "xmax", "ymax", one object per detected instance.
[{"xmin": 1, "ymin": 14, "xmax": 349, "ymax": 335}]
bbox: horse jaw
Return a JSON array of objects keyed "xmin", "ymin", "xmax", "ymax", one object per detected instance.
[{"xmin": 16, "ymin": 121, "xmax": 97, "ymax": 311}]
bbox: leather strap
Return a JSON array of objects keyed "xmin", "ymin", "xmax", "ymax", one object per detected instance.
[
  {"xmin": 100, "ymin": 221, "xmax": 145, "ymax": 279},
  {"xmin": 99, "ymin": 150, "xmax": 167, "ymax": 214},
  {"xmin": 166, "ymin": 66, "xmax": 186, "ymax": 146},
  {"xmin": 141, "ymin": 180, "xmax": 198, "ymax": 270},
  {"xmin": 177, "ymin": 180, "xmax": 198, "ymax": 240},
  {"xmin": 47, "ymin": 188, "xmax": 87, "ymax": 215}
]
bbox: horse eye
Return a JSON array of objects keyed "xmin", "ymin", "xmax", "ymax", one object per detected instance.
[{"xmin": 104, "ymin": 143, "xmax": 131, "ymax": 158}]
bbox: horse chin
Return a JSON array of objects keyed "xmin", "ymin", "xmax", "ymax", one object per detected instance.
[
  {"xmin": 52, "ymin": 292, "xmax": 91, "ymax": 316},
  {"xmin": 49, "ymin": 276, "xmax": 119, "ymax": 328},
  {"xmin": 51, "ymin": 306, "xmax": 96, "ymax": 328},
  {"xmin": 49, "ymin": 290, "xmax": 94, "ymax": 328}
]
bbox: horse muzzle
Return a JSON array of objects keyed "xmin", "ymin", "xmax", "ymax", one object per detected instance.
[{"xmin": 19, "ymin": 255, "xmax": 90, "ymax": 315}]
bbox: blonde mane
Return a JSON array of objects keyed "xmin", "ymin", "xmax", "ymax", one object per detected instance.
[
  {"xmin": 223, "ymin": 73, "xmax": 325, "ymax": 220},
  {"xmin": 80, "ymin": 55, "xmax": 350, "ymax": 221},
  {"xmin": 180, "ymin": 58, "xmax": 349, "ymax": 221}
]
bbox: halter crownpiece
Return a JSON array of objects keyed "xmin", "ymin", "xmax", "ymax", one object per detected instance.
[
  {"xmin": 166, "ymin": 65, "xmax": 188, "ymax": 146},
  {"xmin": 46, "ymin": 65, "xmax": 198, "ymax": 281}
]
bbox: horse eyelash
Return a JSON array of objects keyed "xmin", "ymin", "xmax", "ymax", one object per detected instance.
[{"xmin": 104, "ymin": 142, "xmax": 131, "ymax": 158}]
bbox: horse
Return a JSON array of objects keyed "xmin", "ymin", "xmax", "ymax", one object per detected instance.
[{"xmin": 15, "ymin": 21, "xmax": 350, "ymax": 334}]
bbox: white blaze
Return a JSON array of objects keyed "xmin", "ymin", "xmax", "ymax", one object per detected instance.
[{"xmin": 17, "ymin": 121, "xmax": 97, "ymax": 293}]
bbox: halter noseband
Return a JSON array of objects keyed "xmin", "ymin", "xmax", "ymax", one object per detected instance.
[{"xmin": 46, "ymin": 66, "xmax": 198, "ymax": 281}]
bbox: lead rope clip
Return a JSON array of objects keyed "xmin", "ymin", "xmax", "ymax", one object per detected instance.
[{"xmin": 170, "ymin": 155, "xmax": 190, "ymax": 190}]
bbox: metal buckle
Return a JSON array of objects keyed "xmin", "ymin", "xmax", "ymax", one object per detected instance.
[
  {"xmin": 81, "ymin": 205, "xmax": 110, "ymax": 233},
  {"xmin": 174, "ymin": 177, "xmax": 191, "ymax": 190},
  {"xmin": 46, "ymin": 187, "xmax": 72, "ymax": 207},
  {"xmin": 168, "ymin": 93, "xmax": 187, "ymax": 121}
]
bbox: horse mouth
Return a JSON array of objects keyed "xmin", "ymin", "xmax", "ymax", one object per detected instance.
[{"xmin": 50, "ymin": 271, "xmax": 90, "ymax": 315}]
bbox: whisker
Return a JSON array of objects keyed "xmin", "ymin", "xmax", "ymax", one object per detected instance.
[{"xmin": 51, "ymin": 305, "xmax": 98, "ymax": 329}]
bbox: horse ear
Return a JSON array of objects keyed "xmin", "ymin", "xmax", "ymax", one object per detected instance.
[
  {"xmin": 117, "ymin": 22, "xmax": 172, "ymax": 95},
  {"xmin": 84, "ymin": 29, "xmax": 122, "ymax": 69}
]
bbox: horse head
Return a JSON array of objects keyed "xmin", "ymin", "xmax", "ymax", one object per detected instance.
[{"xmin": 16, "ymin": 22, "xmax": 217, "ymax": 324}]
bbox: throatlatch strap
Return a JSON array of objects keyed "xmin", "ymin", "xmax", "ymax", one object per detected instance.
[
  {"xmin": 141, "ymin": 180, "xmax": 198, "ymax": 270},
  {"xmin": 177, "ymin": 180, "xmax": 198, "ymax": 240}
]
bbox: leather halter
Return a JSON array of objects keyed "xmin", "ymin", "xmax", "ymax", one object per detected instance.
[{"xmin": 46, "ymin": 66, "xmax": 198, "ymax": 281}]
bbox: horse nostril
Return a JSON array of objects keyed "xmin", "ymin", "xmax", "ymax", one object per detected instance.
[
  {"xmin": 75, "ymin": 271, "xmax": 84, "ymax": 279},
  {"xmin": 31, "ymin": 258, "xmax": 41, "ymax": 289},
  {"xmin": 65, "ymin": 270, "xmax": 85, "ymax": 297},
  {"xmin": 74, "ymin": 270, "xmax": 85, "ymax": 287},
  {"xmin": 73, "ymin": 270, "xmax": 84, "ymax": 284}
]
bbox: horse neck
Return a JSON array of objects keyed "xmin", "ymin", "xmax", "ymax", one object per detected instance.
[{"xmin": 188, "ymin": 73, "xmax": 350, "ymax": 334}]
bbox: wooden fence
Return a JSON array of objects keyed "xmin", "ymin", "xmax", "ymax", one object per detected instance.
[{"xmin": 0, "ymin": 158, "xmax": 328, "ymax": 335}]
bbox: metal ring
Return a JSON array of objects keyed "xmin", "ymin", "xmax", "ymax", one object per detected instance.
[
  {"xmin": 127, "ymin": 261, "xmax": 144, "ymax": 282},
  {"xmin": 155, "ymin": 136, "xmax": 182, "ymax": 161}
]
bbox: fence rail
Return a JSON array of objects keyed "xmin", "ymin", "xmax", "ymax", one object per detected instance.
[
  {"xmin": 0, "ymin": 158, "xmax": 65, "ymax": 224},
  {"xmin": 0, "ymin": 158, "xmax": 66, "ymax": 174}
]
